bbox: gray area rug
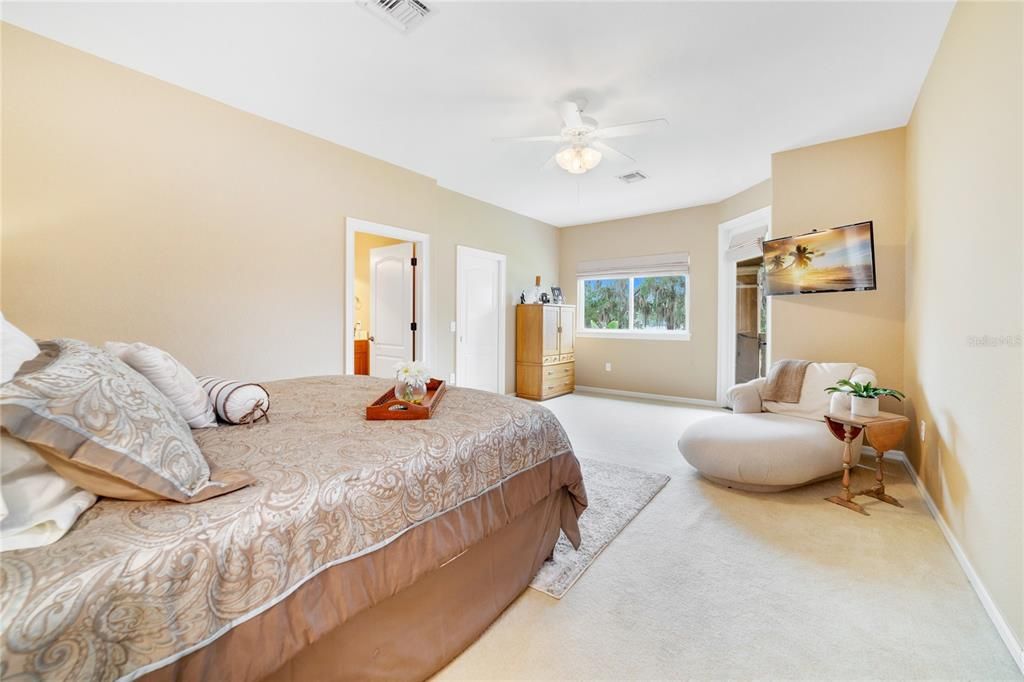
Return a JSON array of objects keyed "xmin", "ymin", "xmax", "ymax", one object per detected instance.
[{"xmin": 529, "ymin": 457, "xmax": 669, "ymax": 599}]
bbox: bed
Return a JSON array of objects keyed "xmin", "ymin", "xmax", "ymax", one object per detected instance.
[{"xmin": 0, "ymin": 375, "xmax": 587, "ymax": 681}]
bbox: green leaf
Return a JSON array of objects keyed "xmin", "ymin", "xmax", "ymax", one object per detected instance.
[{"xmin": 826, "ymin": 378, "xmax": 904, "ymax": 400}]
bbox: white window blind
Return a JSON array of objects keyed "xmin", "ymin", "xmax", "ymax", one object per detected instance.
[
  {"xmin": 725, "ymin": 227, "xmax": 765, "ymax": 263},
  {"xmin": 576, "ymin": 252, "xmax": 689, "ymax": 278}
]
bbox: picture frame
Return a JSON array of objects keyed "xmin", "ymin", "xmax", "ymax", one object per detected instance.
[{"xmin": 551, "ymin": 286, "xmax": 564, "ymax": 304}]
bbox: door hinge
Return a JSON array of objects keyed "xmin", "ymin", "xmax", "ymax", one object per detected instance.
[
  {"xmin": 410, "ymin": 322, "xmax": 418, "ymax": 331},
  {"xmin": 410, "ymin": 257, "xmax": 418, "ymax": 267}
]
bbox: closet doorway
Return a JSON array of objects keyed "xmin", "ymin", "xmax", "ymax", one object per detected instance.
[
  {"xmin": 735, "ymin": 257, "xmax": 767, "ymax": 384},
  {"xmin": 716, "ymin": 206, "xmax": 770, "ymax": 404},
  {"xmin": 455, "ymin": 246, "xmax": 506, "ymax": 393}
]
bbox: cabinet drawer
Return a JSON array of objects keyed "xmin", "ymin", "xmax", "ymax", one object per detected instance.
[
  {"xmin": 542, "ymin": 375, "xmax": 575, "ymax": 396},
  {"xmin": 542, "ymin": 355, "xmax": 560, "ymax": 365},
  {"xmin": 558, "ymin": 353, "xmax": 575, "ymax": 363},
  {"xmin": 542, "ymin": 363, "xmax": 574, "ymax": 381}
]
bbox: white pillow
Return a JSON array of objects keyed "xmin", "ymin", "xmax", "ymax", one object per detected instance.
[
  {"xmin": 764, "ymin": 362, "xmax": 858, "ymax": 422},
  {"xmin": 2, "ymin": 315, "xmax": 89, "ymax": 546},
  {"xmin": 2, "ymin": 312, "xmax": 40, "ymax": 383},
  {"xmin": 104, "ymin": 342, "xmax": 217, "ymax": 429},
  {"xmin": 197, "ymin": 376, "xmax": 271, "ymax": 425},
  {"xmin": 1, "ymin": 435, "xmax": 97, "ymax": 551}
]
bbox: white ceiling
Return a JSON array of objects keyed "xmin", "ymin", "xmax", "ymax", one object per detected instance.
[{"xmin": 4, "ymin": 1, "xmax": 953, "ymax": 227}]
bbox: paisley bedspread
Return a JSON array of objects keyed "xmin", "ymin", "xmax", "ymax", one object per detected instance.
[{"xmin": 0, "ymin": 375, "xmax": 585, "ymax": 680}]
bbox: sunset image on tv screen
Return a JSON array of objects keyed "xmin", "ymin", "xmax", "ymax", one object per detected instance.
[{"xmin": 763, "ymin": 221, "xmax": 876, "ymax": 296}]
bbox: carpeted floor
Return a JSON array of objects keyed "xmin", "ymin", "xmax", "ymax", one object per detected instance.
[
  {"xmin": 435, "ymin": 392, "xmax": 1020, "ymax": 680},
  {"xmin": 530, "ymin": 458, "xmax": 669, "ymax": 598}
]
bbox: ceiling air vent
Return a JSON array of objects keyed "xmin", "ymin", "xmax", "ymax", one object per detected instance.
[
  {"xmin": 358, "ymin": 0, "xmax": 434, "ymax": 33},
  {"xmin": 617, "ymin": 171, "xmax": 649, "ymax": 184}
]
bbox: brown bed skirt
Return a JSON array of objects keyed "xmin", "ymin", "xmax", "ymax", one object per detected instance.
[
  {"xmin": 266, "ymin": 488, "xmax": 567, "ymax": 681},
  {"xmin": 142, "ymin": 453, "xmax": 583, "ymax": 682}
]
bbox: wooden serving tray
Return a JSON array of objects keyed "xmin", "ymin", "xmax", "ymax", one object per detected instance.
[{"xmin": 366, "ymin": 378, "xmax": 447, "ymax": 420}]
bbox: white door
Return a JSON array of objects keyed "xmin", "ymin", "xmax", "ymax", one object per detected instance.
[
  {"xmin": 370, "ymin": 242, "xmax": 414, "ymax": 378},
  {"xmin": 456, "ymin": 246, "xmax": 506, "ymax": 392}
]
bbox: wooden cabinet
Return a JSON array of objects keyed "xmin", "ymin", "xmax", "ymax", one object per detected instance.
[
  {"xmin": 516, "ymin": 304, "xmax": 576, "ymax": 400},
  {"xmin": 354, "ymin": 339, "xmax": 369, "ymax": 376}
]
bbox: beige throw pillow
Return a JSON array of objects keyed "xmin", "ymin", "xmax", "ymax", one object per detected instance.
[{"xmin": 0, "ymin": 339, "xmax": 252, "ymax": 503}]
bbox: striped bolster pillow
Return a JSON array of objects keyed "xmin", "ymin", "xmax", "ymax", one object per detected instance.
[{"xmin": 196, "ymin": 377, "xmax": 270, "ymax": 425}]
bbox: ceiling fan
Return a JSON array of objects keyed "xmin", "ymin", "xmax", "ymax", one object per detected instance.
[{"xmin": 494, "ymin": 99, "xmax": 668, "ymax": 175}]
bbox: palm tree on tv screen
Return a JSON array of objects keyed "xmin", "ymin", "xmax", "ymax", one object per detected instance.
[{"xmin": 789, "ymin": 243, "xmax": 825, "ymax": 269}]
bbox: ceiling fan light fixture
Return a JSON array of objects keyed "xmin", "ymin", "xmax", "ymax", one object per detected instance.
[{"xmin": 556, "ymin": 145, "xmax": 602, "ymax": 174}]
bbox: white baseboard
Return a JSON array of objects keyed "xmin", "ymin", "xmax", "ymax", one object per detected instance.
[
  {"xmin": 882, "ymin": 450, "xmax": 1024, "ymax": 675},
  {"xmin": 573, "ymin": 385, "xmax": 721, "ymax": 408}
]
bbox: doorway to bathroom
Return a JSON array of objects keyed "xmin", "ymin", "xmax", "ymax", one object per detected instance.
[{"xmin": 344, "ymin": 218, "xmax": 429, "ymax": 377}]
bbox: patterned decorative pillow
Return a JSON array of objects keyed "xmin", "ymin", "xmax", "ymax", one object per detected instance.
[
  {"xmin": 104, "ymin": 341, "xmax": 217, "ymax": 429},
  {"xmin": 0, "ymin": 339, "xmax": 253, "ymax": 503},
  {"xmin": 197, "ymin": 376, "xmax": 271, "ymax": 425}
]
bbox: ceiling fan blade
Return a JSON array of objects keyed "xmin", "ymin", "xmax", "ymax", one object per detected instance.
[
  {"xmin": 541, "ymin": 153, "xmax": 559, "ymax": 171},
  {"xmin": 593, "ymin": 118, "xmax": 669, "ymax": 139},
  {"xmin": 492, "ymin": 134, "xmax": 565, "ymax": 143},
  {"xmin": 591, "ymin": 140, "xmax": 635, "ymax": 163},
  {"xmin": 557, "ymin": 100, "xmax": 584, "ymax": 129}
]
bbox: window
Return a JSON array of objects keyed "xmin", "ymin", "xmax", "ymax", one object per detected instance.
[
  {"xmin": 577, "ymin": 272, "xmax": 690, "ymax": 339},
  {"xmin": 576, "ymin": 252, "xmax": 691, "ymax": 339},
  {"xmin": 581, "ymin": 278, "xmax": 629, "ymax": 329}
]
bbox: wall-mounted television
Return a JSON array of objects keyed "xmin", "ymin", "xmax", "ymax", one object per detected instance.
[{"xmin": 763, "ymin": 221, "xmax": 877, "ymax": 296}]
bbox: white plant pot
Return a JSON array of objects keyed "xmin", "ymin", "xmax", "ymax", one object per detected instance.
[{"xmin": 851, "ymin": 396, "xmax": 879, "ymax": 418}]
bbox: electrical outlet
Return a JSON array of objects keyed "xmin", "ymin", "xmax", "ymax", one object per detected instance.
[
  {"xmin": 919, "ymin": 420, "xmax": 927, "ymax": 442},
  {"xmin": 605, "ymin": 362, "xmax": 612, "ymax": 372},
  {"xmin": 449, "ymin": 321, "xmax": 456, "ymax": 333},
  {"xmin": 449, "ymin": 373, "xmax": 456, "ymax": 384}
]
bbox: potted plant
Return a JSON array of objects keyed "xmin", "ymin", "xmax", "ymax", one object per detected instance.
[{"xmin": 825, "ymin": 379, "xmax": 906, "ymax": 417}]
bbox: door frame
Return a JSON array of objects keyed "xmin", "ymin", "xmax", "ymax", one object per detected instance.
[
  {"xmin": 345, "ymin": 217, "xmax": 430, "ymax": 375},
  {"xmin": 455, "ymin": 245, "xmax": 507, "ymax": 393},
  {"xmin": 716, "ymin": 206, "xmax": 771, "ymax": 405}
]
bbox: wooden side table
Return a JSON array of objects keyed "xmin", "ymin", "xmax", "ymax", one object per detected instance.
[{"xmin": 823, "ymin": 408, "xmax": 909, "ymax": 516}]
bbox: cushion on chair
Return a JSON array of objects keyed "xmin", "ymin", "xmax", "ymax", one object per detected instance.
[
  {"xmin": 762, "ymin": 362, "xmax": 857, "ymax": 422},
  {"xmin": 678, "ymin": 412, "xmax": 863, "ymax": 492}
]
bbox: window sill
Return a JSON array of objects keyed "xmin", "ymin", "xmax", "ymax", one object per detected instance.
[{"xmin": 576, "ymin": 330, "xmax": 691, "ymax": 341}]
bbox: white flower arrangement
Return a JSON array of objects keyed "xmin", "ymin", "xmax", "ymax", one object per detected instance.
[{"xmin": 393, "ymin": 360, "xmax": 431, "ymax": 388}]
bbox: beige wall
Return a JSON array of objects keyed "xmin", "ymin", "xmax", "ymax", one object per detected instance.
[
  {"xmin": 904, "ymin": 0, "xmax": 1023, "ymax": 647},
  {"xmin": 769, "ymin": 128, "xmax": 907, "ymax": 402},
  {"xmin": 0, "ymin": 24, "xmax": 558, "ymax": 388},
  {"xmin": 561, "ymin": 178, "xmax": 770, "ymax": 399},
  {"xmin": 352, "ymin": 233, "xmax": 404, "ymax": 339},
  {"xmin": 718, "ymin": 179, "xmax": 772, "ymax": 224},
  {"xmin": 559, "ymin": 203, "xmax": 721, "ymax": 400},
  {"xmin": 557, "ymin": 179, "xmax": 772, "ymax": 401}
]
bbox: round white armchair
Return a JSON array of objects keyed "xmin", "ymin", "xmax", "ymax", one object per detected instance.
[{"xmin": 678, "ymin": 363, "xmax": 875, "ymax": 492}]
